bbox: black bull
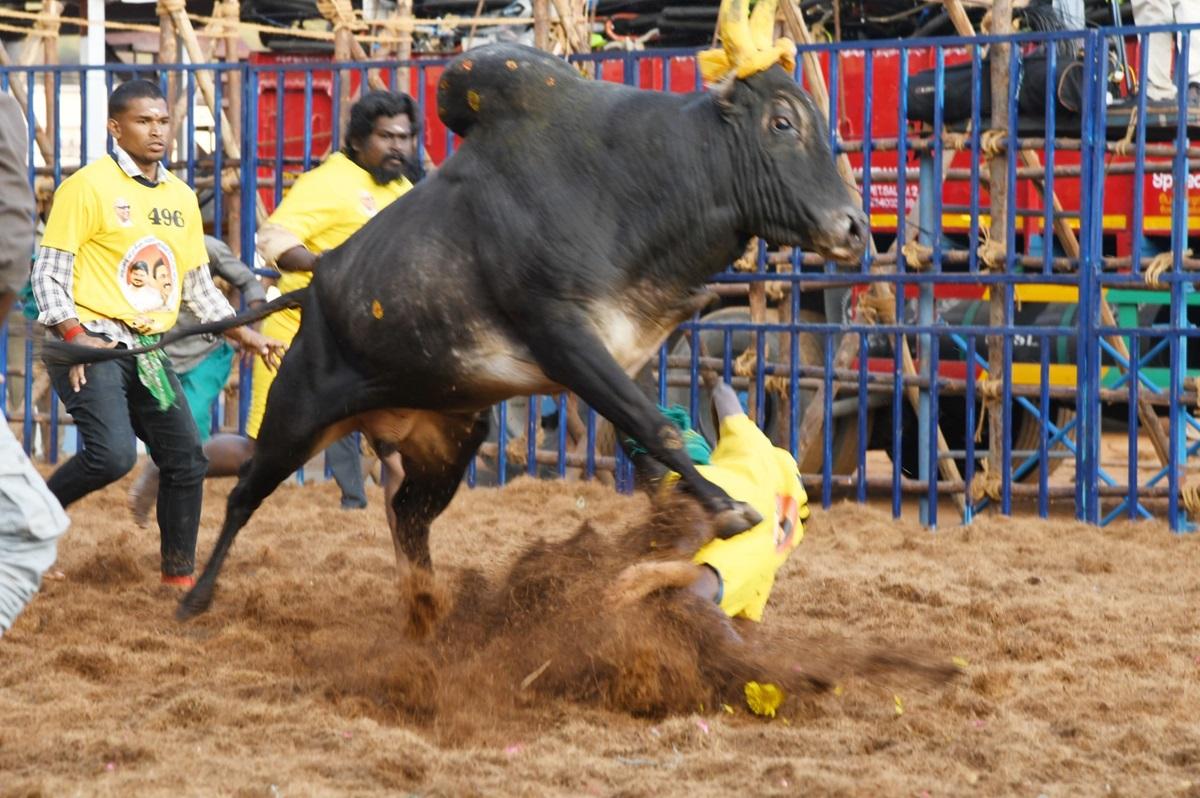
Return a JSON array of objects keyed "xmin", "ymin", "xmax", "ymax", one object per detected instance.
[{"xmin": 49, "ymin": 43, "xmax": 866, "ymax": 623}]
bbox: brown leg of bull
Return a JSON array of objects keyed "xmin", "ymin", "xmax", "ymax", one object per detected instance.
[
  {"xmin": 521, "ymin": 318, "xmax": 760, "ymax": 538},
  {"xmin": 390, "ymin": 411, "xmax": 489, "ymax": 640},
  {"xmin": 380, "ymin": 450, "xmax": 404, "ymax": 545}
]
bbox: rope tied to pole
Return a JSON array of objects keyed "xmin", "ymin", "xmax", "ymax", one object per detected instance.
[
  {"xmin": 763, "ymin": 280, "xmax": 789, "ymax": 303},
  {"xmin": 977, "ymin": 226, "xmax": 1007, "ymax": 271},
  {"xmin": 214, "ymin": 0, "xmax": 241, "ymax": 35},
  {"xmin": 220, "ymin": 167, "xmax": 240, "ymax": 194},
  {"xmin": 973, "ymin": 375, "xmax": 1003, "ymax": 444},
  {"xmin": 732, "ymin": 347, "xmax": 790, "ymax": 397},
  {"xmin": 316, "ymin": 0, "xmax": 365, "ymax": 32},
  {"xmin": 941, "ymin": 124, "xmax": 972, "ymax": 152},
  {"xmin": 900, "ymin": 239, "xmax": 933, "ymax": 270},
  {"xmin": 1143, "ymin": 248, "xmax": 1191, "ymax": 289},
  {"xmin": 732, "ymin": 238, "xmax": 759, "ymax": 273},
  {"xmin": 33, "ymin": 6, "xmax": 60, "ymax": 37},
  {"xmin": 980, "ymin": 128, "xmax": 1008, "ymax": 159},
  {"xmin": 1112, "ymin": 103, "xmax": 1140, "ymax": 157},
  {"xmin": 856, "ymin": 291, "xmax": 897, "ymax": 325},
  {"xmin": 1181, "ymin": 481, "xmax": 1200, "ymax": 517},
  {"xmin": 970, "ymin": 456, "xmax": 1004, "ymax": 502},
  {"xmin": 157, "ymin": 0, "xmax": 187, "ymax": 15}
]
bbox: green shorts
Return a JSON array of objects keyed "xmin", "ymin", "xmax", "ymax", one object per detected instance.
[{"xmin": 178, "ymin": 342, "xmax": 236, "ymax": 443}]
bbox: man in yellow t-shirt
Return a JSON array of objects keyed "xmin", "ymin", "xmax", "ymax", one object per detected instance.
[
  {"xmin": 615, "ymin": 381, "xmax": 810, "ymax": 623},
  {"xmin": 200, "ymin": 90, "xmax": 418, "ymax": 516},
  {"xmin": 31, "ymin": 80, "xmax": 284, "ymax": 587}
]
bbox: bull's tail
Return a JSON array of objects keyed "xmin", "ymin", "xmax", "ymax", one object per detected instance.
[{"xmin": 41, "ymin": 287, "xmax": 309, "ymax": 367}]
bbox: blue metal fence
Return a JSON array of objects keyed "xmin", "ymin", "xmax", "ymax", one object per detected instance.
[{"xmin": 4, "ymin": 23, "xmax": 1199, "ymax": 529}]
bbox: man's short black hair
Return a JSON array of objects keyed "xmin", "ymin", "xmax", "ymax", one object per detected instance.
[
  {"xmin": 109, "ymin": 79, "xmax": 164, "ymax": 118},
  {"xmin": 342, "ymin": 91, "xmax": 420, "ymax": 157}
]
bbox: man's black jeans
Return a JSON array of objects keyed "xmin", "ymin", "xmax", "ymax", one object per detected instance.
[{"xmin": 46, "ymin": 355, "xmax": 207, "ymax": 577}]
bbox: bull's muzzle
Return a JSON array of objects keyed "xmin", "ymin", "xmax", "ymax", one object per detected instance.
[{"xmin": 817, "ymin": 206, "xmax": 869, "ymax": 264}]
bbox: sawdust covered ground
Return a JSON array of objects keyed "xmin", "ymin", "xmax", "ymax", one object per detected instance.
[{"xmin": 2, "ymin": 473, "xmax": 1200, "ymax": 797}]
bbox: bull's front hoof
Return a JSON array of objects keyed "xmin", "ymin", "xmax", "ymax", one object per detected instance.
[
  {"xmin": 712, "ymin": 501, "xmax": 762, "ymax": 539},
  {"xmin": 176, "ymin": 585, "xmax": 213, "ymax": 621},
  {"xmin": 402, "ymin": 568, "xmax": 450, "ymax": 640}
]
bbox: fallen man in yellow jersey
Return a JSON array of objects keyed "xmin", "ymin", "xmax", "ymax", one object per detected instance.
[{"xmin": 611, "ymin": 378, "xmax": 809, "ymax": 633}]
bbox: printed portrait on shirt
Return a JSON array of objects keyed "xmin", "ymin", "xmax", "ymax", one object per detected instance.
[
  {"xmin": 118, "ymin": 237, "xmax": 178, "ymax": 314},
  {"xmin": 359, "ymin": 190, "xmax": 378, "ymax": 217},
  {"xmin": 113, "ymin": 197, "xmax": 132, "ymax": 228}
]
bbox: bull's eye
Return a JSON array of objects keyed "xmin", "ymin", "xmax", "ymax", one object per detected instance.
[{"xmin": 771, "ymin": 115, "xmax": 794, "ymax": 133}]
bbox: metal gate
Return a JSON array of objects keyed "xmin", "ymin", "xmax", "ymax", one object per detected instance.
[{"xmin": 4, "ymin": 22, "xmax": 1199, "ymax": 529}]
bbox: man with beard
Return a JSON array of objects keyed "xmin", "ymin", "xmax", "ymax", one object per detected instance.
[{"xmin": 245, "ymin": 91, "xmax": 420, "ymax": 515}]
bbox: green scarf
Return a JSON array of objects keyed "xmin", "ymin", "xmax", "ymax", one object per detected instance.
[
  {"xmin": 135, "ymin": 333, "xmax": 176, "ymax": 411},
  {"xmin": 625, "ymin": 404, "xmax": 713, "ymax": 465}
]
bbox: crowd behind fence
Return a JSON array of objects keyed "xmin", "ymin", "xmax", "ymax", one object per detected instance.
[{"xmin": 4, "ymin": 23, "xmax": 1199, "ymax": 530}]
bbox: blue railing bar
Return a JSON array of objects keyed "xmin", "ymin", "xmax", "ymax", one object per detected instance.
[
  {"xmin": 497, "ymin": 399, "xmax": 508, "ymax": 485},
  {"xmin": 1004, "ymin": 43, "xmax": 1018, "ymax": 278},
  {"xmin": 1128, "ymin": 333, "xmax": 1141, "ymax": 520},
  {"xmin": 557, "ymin": 393, "xmax": 568, "ymax": 479},
  {"xmin": 51, "ymin": 71, "xmax": 62, "ymax": 189},
  {"xmin": 213, "ymin": 69, "xmax": 223, "ymax": 242},
  {"xmin": 897, "ymin": 46, "xmax": 909, "ymax": 274},
  {"xmin": 273, "ymin": 66, "xmax": 285, "ymax": 207},
  {"xmin": 1042, "ymin": 41, "xmax": 1056, "ymax": 277},
  {"xmin": 527, "ymin": 393, "xmax": 538, "ymax": 478},
  {"xmin": 237, "ymin": 68, "xmax": 258, "ymax": 435},
  {"xmin": 857, "ymin": 321, "xmax": 868, "ymax": 503},
  {"xmin": 185, "ymin": 70, "xmax": 197, "ymax": 187},
  {"xmin": 303, "ymin": 71, "xmax": 315, "ymax": 171},
  {"xmin": 699, "ymin": 271, "xmax": 1200, "ymax": 286},
  {"xmin": 585, "ymin": 406, "xmax": 596, "ymax": 480},
  {"xmin": 962, "ymin": 333, "xmax": 976, "ymax": 524},
  {"xmin": 931, "ymin": 47, "xmax": 944, "ymax": 273},
  {"xmin": 1101, "ymin": 501, "xmax": 1156, "ymax": 525},
  {"xmin": 1098, "ymin": 337, "xmax": 1170, "ymax": 394},
  {"xmin": 968, "ymin": 45, "xmax": 982, "ymax": 274},
  {"xmin": 821, "ymin": 329, "xmax": 834, "ymax": 509},
  {"xmin": 21, "ymin": 329, "xmax": 32, "ymax": 456},
  {"xmin": 1037, "ymin": 334, "xmax": 1050, "ymax": 516},
  {"xmin": 861, "ymin": 48, "xmax": 874, "ymax": 273},
  {"xmin": 1130, "ymin": 32, "xmax": 1150, "ymax": 281},
  {"xmin": 681, "ymin": 320, "xmax": 1078, "ymax": 337}
]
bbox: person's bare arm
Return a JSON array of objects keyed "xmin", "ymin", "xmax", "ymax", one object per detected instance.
[{"xmin": 710, "ymin": 380, "xmax": 744, "ymax": 422}]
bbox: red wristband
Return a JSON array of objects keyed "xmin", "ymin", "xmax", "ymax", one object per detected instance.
[{"xmin": 62, "ymin": 324, "xmax": 85, "ymax": 342}]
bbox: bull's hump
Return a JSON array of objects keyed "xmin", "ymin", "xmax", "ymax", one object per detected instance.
[{"xmin": 437, "ymin": 44, "xmax": 584, "ymax": 137}]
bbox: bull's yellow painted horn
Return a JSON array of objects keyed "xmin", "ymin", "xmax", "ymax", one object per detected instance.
[{"xmin": 698, "ymin": 0, "xmax": 796, "ymax": 83}]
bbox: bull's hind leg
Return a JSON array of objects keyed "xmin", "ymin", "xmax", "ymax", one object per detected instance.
[
  {"xmin": 390, "ymin": 410, "xmax": 489, "ymax": 638},
  {"xmin": 177, "ymin": 356, "xmax": 357, "ymax": 620}
]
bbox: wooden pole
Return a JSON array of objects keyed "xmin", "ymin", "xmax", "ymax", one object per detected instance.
[
  {"xmin": 41, "ymin": 2, "xmax": 61, "ymax": 164},
  {"xmin": 159, "ymin": 0, "xmax": 266, "ymax": 223},
  {"xmin": 220, "ymin": 0, "xmax": 242, "ymax": 255},
  {"xmin": 986, "ymin": 0, "xmax": 1012, "ymax": 494},
  {"xmin": 394, "ymin": 0, "xmax": 414, "ymax": 93},
  {"xmin": 158, "ymin": 1, "xmax": 179, "ymax": 152},
  {"xmin": 533, "ymin": 0, "xmax": 551, "ymax": 51}
]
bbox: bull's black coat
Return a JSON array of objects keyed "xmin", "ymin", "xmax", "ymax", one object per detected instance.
[{"xmin": 49, "ymin": 43, "xmax": 866, "ymax": 620}]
